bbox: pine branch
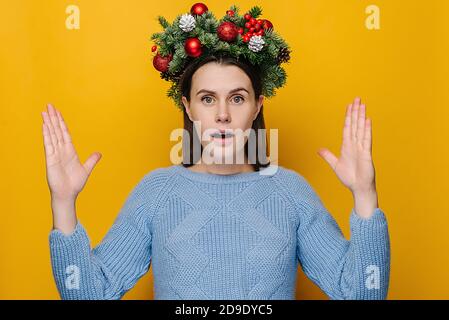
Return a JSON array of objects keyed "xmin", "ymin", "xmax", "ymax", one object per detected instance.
[
  {"xmin": 150, "ymin": 32, "xmax": 161, "ymax": 41},
  {"xmin": 248, "ymin": 6, "xmax": 263, "ymax": 18},
  {"xmin": 157, "ymin": 16, "xmax": 170, "ymax": 29},
  {"xmin": 229, "ymin": 4, "xmax": 240, "ymax": 15}
]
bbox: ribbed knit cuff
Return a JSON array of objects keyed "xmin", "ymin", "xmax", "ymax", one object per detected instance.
[
  {"xmin": 349, "ymin": 207, "xmax": 389, "ymax": 260},
  {"xmin": 349, "ymin": 207, "xmax": 388, "ymax": 238},
  {"xmin": 347, "ymin": 207, "xmax": 390, "ymax": 300},
  {"xmin": 48, "ymin": 221, "xmax": 98, "ymax": 300},
  {"xmin": 49, "ymin": 221, "xmax": 90, "ymax": 250}
]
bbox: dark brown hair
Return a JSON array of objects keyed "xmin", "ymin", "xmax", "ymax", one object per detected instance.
[{"xmin": 179, "ymin": 54, "xmax": 270, "ymax": 171}]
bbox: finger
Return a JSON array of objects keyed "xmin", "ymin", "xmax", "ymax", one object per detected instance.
[
  {"xmin": 83, "ymin": 152, "xmax": 102, "ymax": 176},
  {"xmin": 351, "ymin": 97, "xmax": 360, "ymax": 140},
  {"xmin": 343, "ymin": 104, "xmax": 352, "ymax": 144},
  {"xmin": 56, "ymin": 108, "xmax": 72, "ymax": 144},
  {"xmin": 357, "ymin": 103, "xmax": 366, "ymax": 143},
  {"xmin": 47, "ymin": 104, "xmax": 64, "ymax": 145},
  {"xmin": 317, "ymin": 147, "xmax": 338, "ymax": 171},
  {"xmin": 363, "ymin": 118, "xmax": 372, "ymax": 151},
  {"xmin": 42, "ymin": 120, "xmax": 54, "ymax": 157},
  {"xmin": 42, "ymin": 111, "xmax": 58, "ymax": 149}
]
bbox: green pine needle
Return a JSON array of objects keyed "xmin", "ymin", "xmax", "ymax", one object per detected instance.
[
  {"xmin": 229, "ymin": 4, "xmax": 239, "ymax": 15},
  {"xmin": 248, "ymin": 6, "xmax": 263, "ymax": 18},
  {"xmin": 157, "ymin": 16, "xmax": 170, "ymax": 29}
]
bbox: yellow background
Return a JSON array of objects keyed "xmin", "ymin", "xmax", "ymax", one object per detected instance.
[{"xmin": 0, "ymin": 0, "xmax": 448, "ymax": 299}]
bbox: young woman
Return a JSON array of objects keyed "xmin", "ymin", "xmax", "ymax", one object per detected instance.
[
  {"xmin": 42, "ymin": 4, "xmax": 390, "ymax": 299},
  {"xmin": 42, "ymin": 53, "xmax": 390, "ymax": 300}
]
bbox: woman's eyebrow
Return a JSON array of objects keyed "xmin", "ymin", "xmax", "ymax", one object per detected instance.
[{"xmin": 196, "ymin": 87, "xmax": 249, "ymax": 96}]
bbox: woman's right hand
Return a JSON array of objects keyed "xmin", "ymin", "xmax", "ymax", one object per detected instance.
[{"xmin": 42, "ymin": 103, "xmax": 102, "ymax": 233}]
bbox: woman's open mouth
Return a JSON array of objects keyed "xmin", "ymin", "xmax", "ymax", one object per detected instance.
[{"xmin": 210, "ymin": 131, "xmax": 235, "ymax": 146}]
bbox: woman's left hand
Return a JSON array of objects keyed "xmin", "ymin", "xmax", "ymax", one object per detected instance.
[{"xmin": 317, "ymin": 97, "xmax": 379, "ymax": 219}]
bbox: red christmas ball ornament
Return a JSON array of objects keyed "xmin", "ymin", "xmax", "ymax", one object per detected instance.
[
  {"xmin": 238, "ymin": 27, "xmax": 244, "ymax": 35},
  {"xmin": 262, "ymin": 19, "xmax": 274, "ymax": 31},
  {"xmin": 191, "ymin": 3, "xmax": 208, "ymax": 16},
  {"xmin": 244, "ymin": 22, "xmax": 251, "ymax": 29},
  {"xmin": 244, "ymin": 14, "xmax": 251, "ymax": 21},
  {"xmin": 184, "ymin": 37, "xmax": 203, "ymax": 57},
  {"xmin": 217, "ymin": 21, "xmax": 238, "ymax": 42},
  {"xmin": 250, "ymin": 18, "xmax": 257, "ymax": 26},
  {"xmin": 151, "ymin": 45, "xmax": 157, "ymax": 52},
  {"xmin": 226, "ymin": 10, "xmax": 235, "ymax": 17},
  {"xmin": 243, "ymin": 35, "xmax": 250, "ymax": 43},
  {"xmin": 153, "ymin": 52, "xmax": 172, "ymax": 73}
]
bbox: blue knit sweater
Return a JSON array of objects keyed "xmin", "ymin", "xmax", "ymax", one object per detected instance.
[{"xmin": 49, "ymin": 164, "xmax": 390, "ymax": 300}]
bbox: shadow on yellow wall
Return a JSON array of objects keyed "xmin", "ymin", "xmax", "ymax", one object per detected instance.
[{"xmin": 0, "ymin": 0, "xmax": 448, "ymax": 299}]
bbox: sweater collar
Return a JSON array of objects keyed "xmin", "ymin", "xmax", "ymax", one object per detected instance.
[{"xmin": 172, "ymin": 164, "xmax": 279, "ymax": 183}]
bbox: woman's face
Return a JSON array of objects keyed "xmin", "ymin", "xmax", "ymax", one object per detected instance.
[{"xmin": 182, "ymin": 62, "xmax": 264, "ymax": 164}]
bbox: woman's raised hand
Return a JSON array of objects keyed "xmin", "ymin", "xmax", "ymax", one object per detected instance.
[
  {"xmin": 42, "ymin": 104, "xmax": 102, "ymax": 201},
  {"xmin": 317, "ymin": 97, "xmax": 378, "ymax": 218},
  {"xmin": 42, "ymin": 104, "xmax": 102, "ymax": 233}
]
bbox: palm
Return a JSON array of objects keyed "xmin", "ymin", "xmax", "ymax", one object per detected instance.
[
  {"xmin": 42, "ymin": 104, "xmax": 101, "ymax": 200},
  {"xmin": 318, "ymin": 97, "xmax": 375, "ymax": 194},
  {"xmin": 45, "ymin": 140, "xmax": 88, "ymax": 199}
]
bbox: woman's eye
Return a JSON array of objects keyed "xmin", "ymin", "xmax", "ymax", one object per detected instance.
[
  {"xmin": 201, "ymin": 96, "xmax": 214, "ymax": 104},
  {"xmin": 232, "ymin": 96, "xmax": 244, "ymax": 104}
]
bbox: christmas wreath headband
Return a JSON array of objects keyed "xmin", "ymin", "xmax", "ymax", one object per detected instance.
[{"xmin": 150, "ymin": 3, "xmax": 292, "ymax": 111}]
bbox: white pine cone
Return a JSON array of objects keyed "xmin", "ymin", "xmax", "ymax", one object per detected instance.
[
  {"xmin": 179, "ymin": 14, "xmax": 196, "ymax": 32},
  {"xmin": 248, "ymin": 35, "xmax": 265, "ymax": 52}
]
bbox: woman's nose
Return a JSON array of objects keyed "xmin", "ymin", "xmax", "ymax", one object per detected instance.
[{"xmin": 215, "ymin": 105, "xmax": 231, "ymax": 124}]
